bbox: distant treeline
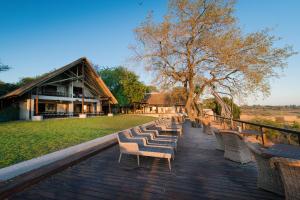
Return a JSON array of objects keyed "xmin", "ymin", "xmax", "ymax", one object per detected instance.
[{"xmin": 242, "ymin": 105, "xmax": 300, "ymax": 109}]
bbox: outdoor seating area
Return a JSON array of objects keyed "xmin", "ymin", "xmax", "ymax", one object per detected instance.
[
  {"xmin": 1, "ymin": 0, "xmax": 300, "ymax": 199},
  {"xmin": 8, "ymin": 118, "xmax": 284, "ymax": 199},
  {"xmin": 202, "ymin": 116, "xmax": 300, "ymax": 199},
  {"xmin": 117, "ymin": 117, "xmax": 182, "ymax": 171},
  {"xmin": 152, "ymin": 117, "xmax": 183, "ymax": 136}
]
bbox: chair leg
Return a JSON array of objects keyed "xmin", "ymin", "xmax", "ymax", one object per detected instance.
[
  {"xmin": 168, "ymin": 158, "xmax": 171, "ymax": 171},
  {"xmin": 137, "ymin": 155, "xmax": 140, "ymax": 167},
  {"xmin": 118, "ymin": 152, "xmax": 122, "ymax": 163}
]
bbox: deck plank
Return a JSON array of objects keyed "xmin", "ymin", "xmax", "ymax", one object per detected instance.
[{"xmin": 11, "ymin": 121, "xmax": 282, "ymax": 200}]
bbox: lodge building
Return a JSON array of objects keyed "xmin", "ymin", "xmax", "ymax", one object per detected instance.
[
  {"xmin": 0, "ymin": 57, "xmax": 117, "ymax": 120},
  {"xmin": 135, "ymin": 92, "xmax": 185, "ymax": 114}
]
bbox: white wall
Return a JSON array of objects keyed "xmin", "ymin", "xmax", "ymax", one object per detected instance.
[
  {"xmin": 19, "ymin": 99, "xmax": 34, "ymax": 120},
  {"xmin": 19, "ymin": 100, "xmax": 28, "ymax": 120}
]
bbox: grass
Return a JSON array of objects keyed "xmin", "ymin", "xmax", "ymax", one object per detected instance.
[{"xmin": 0, "ymin": 115, "xmax": 155, "ymax": 168}]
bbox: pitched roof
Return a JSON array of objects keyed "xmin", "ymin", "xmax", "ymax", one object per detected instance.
[
  {"xmin": 142, "ymin": 92, "xmax": 185, "ymax": 106},
  {"xmin": 0, "ymin": 57, "xmax": 118, "ymax": 104}
]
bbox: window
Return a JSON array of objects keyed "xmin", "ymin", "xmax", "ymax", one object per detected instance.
[
  {"xmin": 73, "ymin": 87, "xmax": 83, "ymax": 98},
  {"xmin": 46, "ymin": 103, "xmax": 56, "ymax": 112}
]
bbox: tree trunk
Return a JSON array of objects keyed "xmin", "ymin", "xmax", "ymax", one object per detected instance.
[
  {"xmin": 192, "ymin": 92, "xmax": 202, "ymax": 117},
  {"xmin": 185, "ymin": 79, "xmax": 196, "ymax": 121}
]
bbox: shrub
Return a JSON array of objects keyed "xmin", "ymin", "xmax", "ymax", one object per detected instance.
[{"xmin": 0, "ymin": 105, "xmax": 19, "ymax": 122}]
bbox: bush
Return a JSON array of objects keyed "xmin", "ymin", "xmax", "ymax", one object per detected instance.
[
  {"xmin": 249, "ymin": 118, "xmax": 299, "ymax": 145},
  {"xmin": 0, "ymin": 105, "xmax": 19, "ymax": 122},
  {"xmin": 203, "ymin": 97, "xmax": 241, "ymax": 119}
]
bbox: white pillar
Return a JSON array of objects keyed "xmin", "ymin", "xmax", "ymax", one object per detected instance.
[
  {"xmin": 68, "ymin": 82, "xmax": 73, "ymax": 98},
  {"xmin": 96, "ymin": 101, "xmax": 102, "ymax": 113}
]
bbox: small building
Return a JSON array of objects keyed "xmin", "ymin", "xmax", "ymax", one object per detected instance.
[
  {"xmin": 135, "ymin": 92, "xmax": 185, "ymax": 114},
  {"xmin": 0, "ymin": 57, "xmax": 117, "ymax": 120}
]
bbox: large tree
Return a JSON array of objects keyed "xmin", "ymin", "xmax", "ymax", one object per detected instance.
[
  {"xmin": 133, "ymin": 0, "xmax": 295, "ymax": 119},
  {"xmin": 97, "ymin": 66, "xmax": 147, "ymax": 108}
]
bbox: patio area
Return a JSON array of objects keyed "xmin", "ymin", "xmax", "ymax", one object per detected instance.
[{"xmin": 11, "ymin": 121, "xmax": 281, "ymax": 200}]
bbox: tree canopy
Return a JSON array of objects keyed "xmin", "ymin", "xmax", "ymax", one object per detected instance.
[
  {"xmin": 133, "ymin": 0, "xmax": 296, "ymax": 119},
  {"xmin": 0, "ymin": 61, "xmax": 9, "ymax": 72},
  {"xmin": 97, "ymin": 66, "xmax": 147, "ymax": 107},
  {"xmin": 0, "ymin": 76, "xmax": 44, "ymax": 97},
  {"xmin": 145, "ymin": 85, "xmax": 158, "ymax": 93}
]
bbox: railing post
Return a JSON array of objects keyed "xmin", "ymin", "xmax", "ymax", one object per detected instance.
[{"xmin": 260, "ymin": 126, "xmax": 265, "ymax": 146}]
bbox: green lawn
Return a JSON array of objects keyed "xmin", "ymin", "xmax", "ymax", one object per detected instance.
[{"xmin": 0, "ymin": 115, "xmax": 155, "ymax": 168}]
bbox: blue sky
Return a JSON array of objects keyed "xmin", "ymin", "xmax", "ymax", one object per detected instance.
[{"xmin": 0, "ymin": 0, "xmax": 299, "ymax": 105}]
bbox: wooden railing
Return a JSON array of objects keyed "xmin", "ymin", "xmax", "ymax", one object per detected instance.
[
  {"xmin": 39, "ymin": 91, "xmax": 70, "ymax": 97},
  {"xmin": 203, "ymin": 114, "xmax": 300, "ymax": 146}
]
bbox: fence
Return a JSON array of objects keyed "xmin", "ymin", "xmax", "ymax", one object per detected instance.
[{"xmin": 203, "ymin": 114, "xmax": 300, "ymax": 146}]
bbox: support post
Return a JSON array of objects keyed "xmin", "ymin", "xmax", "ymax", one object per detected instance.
[
  {"xmin": 118, "ymin": 152, "xmax": 122, "ymax": 163},
  {"xmin": 35, "ymin": 88, "xmax": 39, "ymax": 116},
  {"xmin": 260, "ymin": 126, "xmax": 265, "ymax": 146},
  {"xmin": 108, "ymin": 101, "xmax": 111, "ymax": 113},
  {"xmin": 242, "ymin": 122, "xmax": 245, "ymax": 130},
  {"xmin": 29, "ymin": 93, "xmax": 32, "ymax": 119},
  {"xmin": 81, "ymin": 64, "xmax": 85, "ymax": 114}
]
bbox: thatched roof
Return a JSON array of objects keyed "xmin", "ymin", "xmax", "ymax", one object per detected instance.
[
  {"xmin": 141, "ymin": 92, "xmax": 185, "ymax": 106},
  {"xmin": 0, "ymin": 57, "xmax": 118, "ymax": 104}
]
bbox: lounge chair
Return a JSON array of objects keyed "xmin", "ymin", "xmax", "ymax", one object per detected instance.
[
  {"xmin": 130, "ymin": 127, "xmax": 177, "ymax": 150},
  {"xmin": 117, "ymin": 130, "xmax": 174, "ymax": 171},
  {"xmin": 153, "ymin": 120, "xmax": 183, "ymax": 136},
  {"xmin": 139, "ymin": 125, "xmax": 178, "ymax": 141},
  {"xmin": 246, "ymin": 142, "xmax": 284, "ymax": 195},
  {"xmin": 157, "ymin": 118, "xmax": 183, "ymax": 128},
  {"xmin": 220, "ymin": 130, "xmax": 252, "ymax": 164},
  {"xmin": 270, "ymin": 157, "xmax": 300, "ymax": 200}
]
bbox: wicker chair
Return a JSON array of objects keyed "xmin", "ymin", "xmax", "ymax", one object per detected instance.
[
  {"xmin": 246, "ymin": 142, "xmax": 284, "ymax": 195},
  {"xmin": 270, "ymin": 157, "xmax": 300, "ymax": 200},
  {"xmin": 202, "ymin": 118, "xmax": 212, "ymax": 135},
  {"xmin": 221, "ymin": 130, "xmax": 252, "ymax": 164},
  {"xmin": 212, "ymin": 128, "xmax": 224, "ymax": 151}
]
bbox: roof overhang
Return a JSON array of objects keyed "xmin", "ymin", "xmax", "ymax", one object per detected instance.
[{"xmin": 0, "ymin": 57, "xmax": 118, "ymax": 104}]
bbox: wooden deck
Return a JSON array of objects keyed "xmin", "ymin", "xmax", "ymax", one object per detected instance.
[{"xmin": 11, "ymin": 121, "xmax": 282, "ymax": 200}]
